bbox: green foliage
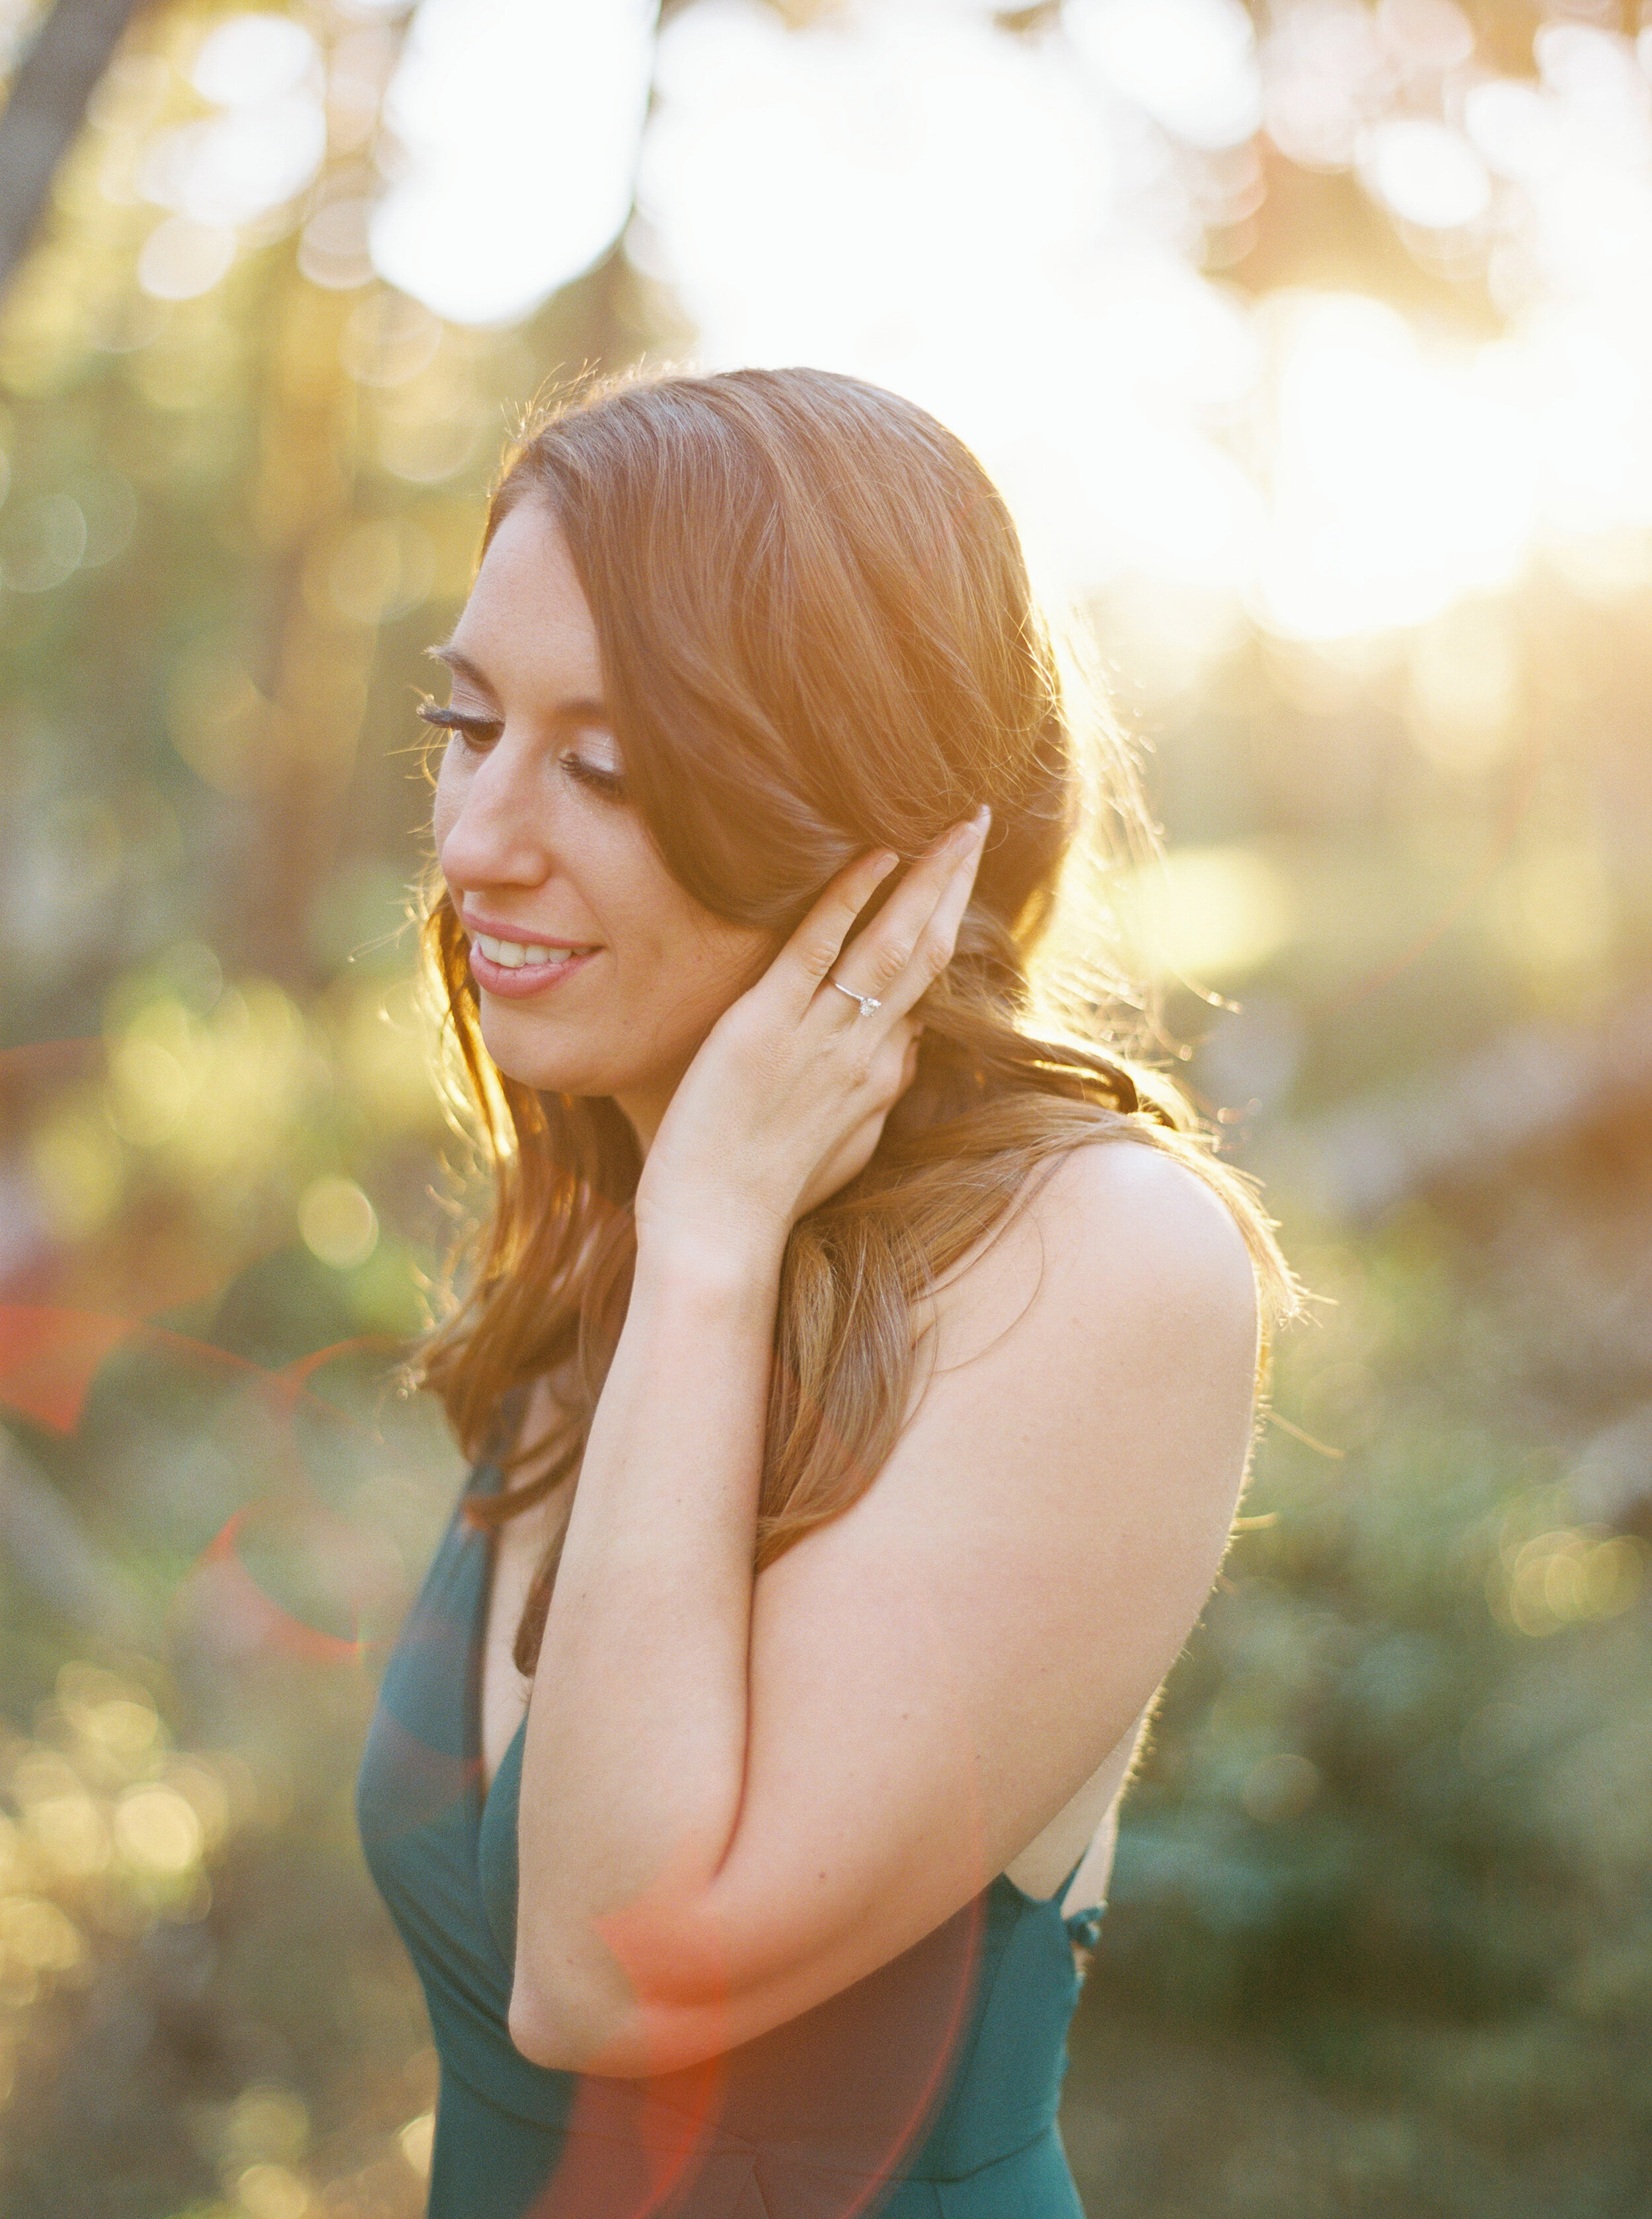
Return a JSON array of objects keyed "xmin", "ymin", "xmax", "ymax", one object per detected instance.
[
  {"xmin": 1073, "ymin": 1207, "xmax": 1652, "ymax": 2212},
  {"xmin": 3, "ymin": 2, "xmax": 1651, "ymax": 2213}
]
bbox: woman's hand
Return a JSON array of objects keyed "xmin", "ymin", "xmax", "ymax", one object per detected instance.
[{"xmin": 634, "ymin": 808, "xmax": 990, "ymax": 1263}]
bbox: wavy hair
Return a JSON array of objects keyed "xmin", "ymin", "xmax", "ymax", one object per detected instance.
[{"xmin": 415, "ymin": 367, "xmax": 1296, "ymax": 1673}]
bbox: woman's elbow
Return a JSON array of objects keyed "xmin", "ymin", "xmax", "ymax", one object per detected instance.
[
  {"xmin": 506, "ymin": 1965, "xmax": 622, "ymax": 2074},
  {"xmin": 507, "ymin": 1973, "xmax": 716, "ymax": 2080}
]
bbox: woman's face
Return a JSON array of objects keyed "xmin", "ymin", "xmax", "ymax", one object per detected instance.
[{"xmin": 430, "ymin": 498, "xmax": 775, "ymax": 1146}]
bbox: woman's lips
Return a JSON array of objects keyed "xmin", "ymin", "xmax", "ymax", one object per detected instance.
[{"xmin": 468, "ymin": 938, "xmax": 601, "ymax": 1000}]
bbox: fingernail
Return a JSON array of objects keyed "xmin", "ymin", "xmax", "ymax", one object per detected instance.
[{"xmin": 872, "ymin": 850, "xmax": 900, "ymax": 880}]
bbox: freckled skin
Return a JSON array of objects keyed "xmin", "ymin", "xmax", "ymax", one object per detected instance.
[{"xmin": 432, "ymin": 500, "xmax": 776, "ymax": 1147}]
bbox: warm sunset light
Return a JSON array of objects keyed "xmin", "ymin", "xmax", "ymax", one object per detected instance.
[
  {"xmin": 622, "ymin": 0, "xmax": 1652, "ymax": 642},
  {"xmin": 4, "ymin": 1, "xmax": 1651, "ymax": 2211}
]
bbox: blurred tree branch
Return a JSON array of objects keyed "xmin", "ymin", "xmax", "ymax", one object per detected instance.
[{"xmin": 0, "ymin": 0, "xmax": 145, "ymax": 305}]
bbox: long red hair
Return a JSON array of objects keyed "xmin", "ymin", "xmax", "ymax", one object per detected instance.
[{"xmin": 415, "ymin": 367, "xmax": 1295, "ymax": 1671}]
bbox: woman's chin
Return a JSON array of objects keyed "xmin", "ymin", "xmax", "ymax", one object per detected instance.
[{"xmin": 476, "ymin": 1014, "xmax": 612, "ymax": 1099}]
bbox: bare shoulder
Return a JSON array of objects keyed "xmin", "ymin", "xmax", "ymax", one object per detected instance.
[
  {"xmin": 1038, "ymin": 1136, "xmax": 1259, "ymax": 1318},
  {"xmin": 924, "ymin": 1135, "xmax": 1259, "ymax": 1383}
]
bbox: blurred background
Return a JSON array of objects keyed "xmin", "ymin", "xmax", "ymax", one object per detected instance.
[{"xmin": 1, "ymin": 0, "xmax": 1651, "ymax": 2211}]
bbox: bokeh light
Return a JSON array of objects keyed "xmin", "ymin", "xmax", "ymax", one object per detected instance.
[
  {"xmin": 298, "ymin": 1175, "xmax": 380, "ymax": 1271},
  {"xmin": 371, "ymin": 0, "xmax": 657, "ymax": 324},
  {"xmin": 628, "ymin": 0, "xmax": 1652, "ymax": 643},
  {"xmin": 4, "ymin": 0, "xmax": 1652, "ymax": 2210}
]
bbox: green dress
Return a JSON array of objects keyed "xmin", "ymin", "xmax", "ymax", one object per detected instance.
[{"xmin": 357, "ymin": 1458, "xmax": 1106, "ymax": 2217}]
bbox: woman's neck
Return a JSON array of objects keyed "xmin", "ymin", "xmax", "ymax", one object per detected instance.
[{"xmin": 613, "ymin": 1088, "xmax": 662, "ymax": 1159}]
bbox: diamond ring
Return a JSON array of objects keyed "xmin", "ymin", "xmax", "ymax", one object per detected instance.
[{"xmin": 829, "ymin": 979, "xmax": 882, "ymax": 1018}]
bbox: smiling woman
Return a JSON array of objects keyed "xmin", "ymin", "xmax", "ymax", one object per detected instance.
[
  {"xmin": 417, "ymin": 506, "xmax": 778, "ymax": 1127},
  {"xmin": 356, "ymin": 367, "xmax": 1296, "ymax": 2219}
]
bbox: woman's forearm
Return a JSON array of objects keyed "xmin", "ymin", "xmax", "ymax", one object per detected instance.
[
  {"xmin": 507, "ymin": 1224, "xmax": 785, "ymax": 2066},
  {"xmin": 503, "ymin": 839, "xmax": 985, "ymax": 2069}
]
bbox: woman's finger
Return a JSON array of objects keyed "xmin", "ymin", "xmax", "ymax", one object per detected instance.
[
  {"xmin": 774, "ymin": 848, "xmax": 901, "ymax": 1015},
  {"xmin": 828, "ymin": 809, "xmax": 988, "ymax": 1022}
]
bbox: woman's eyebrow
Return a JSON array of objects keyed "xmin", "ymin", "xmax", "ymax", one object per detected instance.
[
  {"xmin": 426, "ymin": 642, "xmax": 493, "ymax": 694},
  {"xmin": 425, "ymin": 642, "xmax": 611, "ymax": 726}
]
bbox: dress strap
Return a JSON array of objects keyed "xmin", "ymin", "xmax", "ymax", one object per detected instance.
[
  {"xmin": 1055, "ymin": 1847, "xmax": 1107, "ymax": 1947},
  {"xmin": 461, "ymin": 1388, "xmax": 531, "ymax": 1499},
  {"xmin": 1055, "ymin": 1848, "xmax": 1088, "ymax": 1902},
  {"xmin": 1064, "ymin": 1901, "xmax": 1106, "ymax": 1949}
]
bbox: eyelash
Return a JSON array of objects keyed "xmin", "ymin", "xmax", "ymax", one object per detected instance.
[{"xmin": 417, "ymin": 700, "xmax": 628, "ymax": 800}]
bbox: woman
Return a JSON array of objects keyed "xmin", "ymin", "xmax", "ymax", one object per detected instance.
[{"xmin": 357, "ymin": 366, "xmax": 1293, "ymax": 2218}]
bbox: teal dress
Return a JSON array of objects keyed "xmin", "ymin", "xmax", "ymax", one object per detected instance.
[{"xmin": 357, "ymin": 1458, "xmax": 1106, "ymax": 2218}]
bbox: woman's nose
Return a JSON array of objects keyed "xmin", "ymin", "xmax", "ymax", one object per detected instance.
[{"xmin": 439, "ymin": 737, "xmax": 554, "ymax": 889}]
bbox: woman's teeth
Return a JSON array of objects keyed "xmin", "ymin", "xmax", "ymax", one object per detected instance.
[{"xmin": 474, "ymin": 934, "xmax": 588, "ymax": 969}]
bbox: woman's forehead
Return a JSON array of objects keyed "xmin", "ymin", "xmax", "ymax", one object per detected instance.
[{"xmin": 447, "ymin": 502, "xmax": 605, "ymax": 702}]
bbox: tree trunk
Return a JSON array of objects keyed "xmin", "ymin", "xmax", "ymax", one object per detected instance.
[{"xmin": 0, "ymin": 0, "xmax": 145, "ymax": 304}]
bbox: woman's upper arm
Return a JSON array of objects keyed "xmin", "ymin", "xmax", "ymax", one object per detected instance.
[{"xmin": 603, "ymin": 1139, "xmax": 1260, "ymax": 2066}]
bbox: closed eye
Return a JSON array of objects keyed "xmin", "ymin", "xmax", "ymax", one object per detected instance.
[
  {"xmin": 559, "ymin": 751, "xmax": 628, "ymax": 801},
  {"xmin": 418, "ymin": 697, "xmax": 628, "ymax": 801},
  {"xmin": 418, "ymin": 698, "xmax": 500, "ymax": 750}
]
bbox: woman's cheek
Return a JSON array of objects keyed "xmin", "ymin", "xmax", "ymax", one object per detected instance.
[{"xmin": 430, "ymin": 771, "xmax": 458, "ymax": 862}]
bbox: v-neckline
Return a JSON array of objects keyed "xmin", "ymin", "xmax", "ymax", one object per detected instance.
[
  {"xmin": 464, "ymin": 1476, "xmax": 494, "ymax": 1836},
  {"xmin": 469, "ymin": 1505, "xmax": 531, "ymax": 1822},
  {"xmin": 466, "ymin": 1382, "xmax": 545, "ymax": 1815}
]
